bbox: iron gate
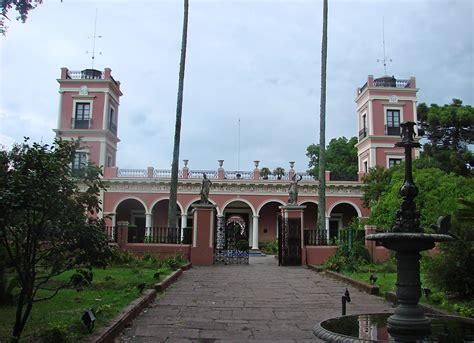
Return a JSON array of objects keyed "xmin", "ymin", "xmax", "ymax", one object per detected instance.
[
  {"xmin": 214, "ymin": 215, "xmax": 249, "ymax": 265},
  {"xmin": 278, "ymin": 215, "xmax": 302, "ymax": 266}
]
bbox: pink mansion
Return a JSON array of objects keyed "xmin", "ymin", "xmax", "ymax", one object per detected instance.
[{"xmin": 54, "ymin": 67, "xmax": 419, "ymax": 257}]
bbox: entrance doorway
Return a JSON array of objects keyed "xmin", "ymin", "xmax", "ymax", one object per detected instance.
[
  {"xmin": 214, "ymin": 215, "xmax": 249, "ymax": 265},
  {"xmin": 278, "ymin": 215, "xmax": 302, "ymax": 266}
]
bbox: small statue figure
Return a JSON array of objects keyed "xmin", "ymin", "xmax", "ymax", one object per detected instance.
[
  {"xmin": 288, "ymin": 174, "xmax": 302, "ymax": 205},
  {"xmin": 200, "ymin": 173, "xmax": 212, "ymax": 204}
]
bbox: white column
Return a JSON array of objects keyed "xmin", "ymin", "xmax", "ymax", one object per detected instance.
[
  {"xmin": 111, "ymin": 212, "xmax": 117, "ymax": 240},
  {"xmin": 325, "ymin": 216, "xmax": 331, "ymax": 242},
  {"xmin": 145, "ymin": 212, "xmax": 153, "ymax": 239},
  {"xmin": 181, "ymin": 214, "xmax": 188, "ymax": 228},
  {"xmin": 180, "ymin": 214, "xmax": 187, "ymax": 242},
  {"xmin": 102, "ymin": 92, "xmax": 109, "ymax": 130},
  {"xmin": 252, "ymin": 215, "xmax": 259, "ymax": 250},
  {"xmin": 368, "ymin": 100, "xmax": 374, "ymax": 135}
]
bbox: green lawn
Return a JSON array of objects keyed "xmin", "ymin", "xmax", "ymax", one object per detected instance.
[
  {"xmin": 340, "ymin": 271, "xmax": 474, "ymax": 318},
  {"xmin": 0, "ymin": 264, "xmax": 175, "ymax": 342},
  {"xmin": 342, "ymin": 271, "xmax": 397, "ymax": 294}
]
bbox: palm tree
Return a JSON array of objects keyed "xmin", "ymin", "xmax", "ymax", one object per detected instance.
[
  {"xmin": 260, "ymin": 167, "xmax": 271, "ymax": 180},
  {"xmin": 273, "ymin": 167, "xmax": 285, "ymax": 180},
  {"xmin": 318, "ymin": 0, "xmax": 328, "ymax": 232},
  {"xmin": 168, "ymin": 0, "xmax": 189, "ymax": 228}
]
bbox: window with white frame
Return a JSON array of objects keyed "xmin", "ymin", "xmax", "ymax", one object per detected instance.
[
  {"xmin": 72, "ymin": 152, "xmax": 87, "ymax": 174},
  {"xmin": 388, "ymin": 158, "xmax": 402, "ymax": 168},
  {"xmin": 74, "ymin": 103, "xmax": 91, "ymax": 129},
  {"xmin": 385, "ymin": 109, "xmax": 400, "ymax": 135}
]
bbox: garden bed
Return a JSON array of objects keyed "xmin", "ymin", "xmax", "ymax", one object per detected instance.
[
  {"xmin": 0, "ymin": 257, "xmax": 189, "ymax": 342},
  {"xmin": 336, "ymin": 270, "xmax": 473, "ymax": 318}
]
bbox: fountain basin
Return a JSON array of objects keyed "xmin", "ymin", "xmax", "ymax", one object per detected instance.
[
  {"xmin": 366, "ymin": 233, "xmax": 454, "ymax": 252},
  {"xmin": 313, "ymin": 313, "xmax": 474, "ymax": 342}
]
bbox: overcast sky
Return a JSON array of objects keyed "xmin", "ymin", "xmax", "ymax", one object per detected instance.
[{"xmin": 1, "ymin": 0, "xmax": 473, "ymax": 172}]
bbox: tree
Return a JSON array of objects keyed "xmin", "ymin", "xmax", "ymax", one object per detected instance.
[
  {"xmin": 260, "ymin": 167, "xmax": 271, "ymax": 179},
  {"xmin": 272, "ymin": 167, "xmax": 285, "ymax": 180},
  {"xmin": 423, "ymin": 198, "xmax": 474, "ymax": 299},
  {"xmin": 0, "ymin": 139, "xmax": 111, "ymax": 342},
  {"xmin": 1, "ymin": 0, "xmax": 44, "ymax": 34},
  {"xmin": 361, "ymin": 165, "xmax": 396, "ymax": 208},
  {"xmin": 168, "ymin": 0, "xmax": 189, "ymax": 228},
  {"xmin": 368, "ymin": 166, "xmax": 474, "ymax": 231},
  {"xmin": 417, "ymin": 99, "xmax": 474, "ymax": 176},
  {"xmin": 318, "ymin": 0, "xmax": 328, "ymax": 232},
  {"xmin": 307, "ymin": 136, "xmax": 358, "ymax": 179}
]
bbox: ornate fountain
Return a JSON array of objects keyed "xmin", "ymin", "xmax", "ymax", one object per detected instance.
[{"xmin": 313, "ymin": 122, "xmax": 474, "ymax": 342}]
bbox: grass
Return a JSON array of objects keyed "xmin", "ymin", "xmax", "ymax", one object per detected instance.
[
  {"xmin": 342, "ymin": 271, "xmax": 397, "ymax": 294},
  {"xmin": 0, "ymin": 262, "xmax": 177, "ymax": 342},
  {"xmin": 340, "ymin": 270, "xmax": 474, "ymax": 318}
]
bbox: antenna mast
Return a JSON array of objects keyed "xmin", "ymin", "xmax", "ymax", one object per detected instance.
[
  {"xmin": 377, "ymin": 17, "xmax": 392, "ymax": 75},
  {"xmin": 87, "ymin": 9, "xmax": 102, "ymax": 69},
  {"xmin": 237, "ymin": 118, "xmax": 241, "ymax": 171}
]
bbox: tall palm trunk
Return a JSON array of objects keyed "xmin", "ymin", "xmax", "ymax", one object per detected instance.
[
  {"xmin": 168, "ymin": 0, "xmax": 189, "ymax": 228},
  {"xmin": 318, "ymin": 0, "xmax": 328, "ymax": 232}
]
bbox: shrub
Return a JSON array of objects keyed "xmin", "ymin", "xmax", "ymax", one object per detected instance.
[
  {"xmin": 110, "ymin": 249, "xmax": 136, "ymax": 265},
  {"xmin": 423, "ymin": 199, "xmax": 474, "ymax": 299},
  {"xmin": 260, "ymin": 240, "xmax": 278, "ymax": 254},
  {"xmin": 33, "ymin": 322, "xmax": 70, "ymax": 343},
  {"xmin": 429, "ymin": 292, "xmax": 446, "ymax": 305},
  {"xmin": 321, "ymin": 254, "xmax": 347, "ymax": 272},
  {"xmin": 454, "ymin": 304, "xmax": 474, "ymax": 318}
]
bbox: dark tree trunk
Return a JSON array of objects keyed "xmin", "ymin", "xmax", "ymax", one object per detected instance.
[
  {"xmin": 318, "ymin": 0, "xmax": 328, "ymax": 232},
  {"xmin": 168, "ymin": 0, "xmax": 189, "ymax": 228}
]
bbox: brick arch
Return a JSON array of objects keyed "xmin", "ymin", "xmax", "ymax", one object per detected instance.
[
  {"xmin": 112, "ymin": 196, "xmax": 148, "ymax": 213},
  {"xmin": 221, "ymin": 198, "xmax": 256, "ymax": 216},
  {"xmin": 256, "ymin": 199, "xmax": 286, "ymax": 215},
  {"xmin": 150, "ymin": 196, "xmax": 184, "ymax": 214},
  {"xmin": 327, "ymin": 200, "xmax": 362, "ymax": 218}
]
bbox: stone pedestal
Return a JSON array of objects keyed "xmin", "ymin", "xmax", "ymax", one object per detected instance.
[
  {"xmin": 279, "ymin": 205, "xmax": 306, "ymax": 265},
  {"xmin": 190, "ymin": 204, "xmax": 216, "ymax": 266}
]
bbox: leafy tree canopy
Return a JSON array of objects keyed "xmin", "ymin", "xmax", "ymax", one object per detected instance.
[
  {"xmin": 367, "ymin": 166, "xmax": 474, "ymax": 231},
  {"xmin": 361, "ymin": 165, "xmax": 395, "ymax": 208},
  {"xmin": 1, "ymin": 0, "xmax": 44, "ymax": 34},
  {"xmin": 307, "ymin": 136, "xmax": 358, "ymax": 179},
  {"xmin": 0, "ymin": 138, "xmax": 111, "ymax": 341},
  {"xmin": 417, "ymin": 99, "xmax": 474, "ymax": 176}
]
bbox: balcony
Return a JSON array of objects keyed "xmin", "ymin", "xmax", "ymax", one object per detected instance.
[
  {"xmin": 68, "ymin": 69, "xmax": 103, "ymax": 80},
  {"xmin": 385, "ymin": 125, "xmax": 400, "ymax": 136},
  {"xmin": 359, "ymin": 128, "xmax": 367, "ymax": 140},
  {"xmin": 64, "ymin": 68, "xmax": 120, "ymax": 88},
  {"xmin": 373, "ymin": 76, "xmax": 411, "ymax": 88},
  {"xmin": 105, "ymin": 166, "xmax": 357, "ymax": 184},
  {"xmin": 329, "ymin": 172, "xmax": 358, "ymax": 182},
  {"xmin": 72, "ymin": 118, "xmax": 92, "ymax": 129}
]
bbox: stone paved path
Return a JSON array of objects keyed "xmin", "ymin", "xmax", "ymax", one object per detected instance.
[{"xmin": 119, "ymin": 256, "xmax": 393, "ymax": 342}]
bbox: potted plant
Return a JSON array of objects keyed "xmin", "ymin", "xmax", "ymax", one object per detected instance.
[
  {"xmin": 260, "ymin": 167, "xmax": 271, "ymax": 180},
  {"xmin": 273, "ymin": 167, "xmax": 285, "ymax": 180}
]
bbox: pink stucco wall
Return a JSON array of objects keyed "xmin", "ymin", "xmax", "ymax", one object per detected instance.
[
  {"xmin": 258, "ymin": 202, "xmax": 280, "ymax": 242},
  {"xmin": 305, "ymin": 246, "xmax": 338, "ymax": 265},
  {"xmin": 371, "ymin": 99, "xmax": 415, "ymax": 136}
]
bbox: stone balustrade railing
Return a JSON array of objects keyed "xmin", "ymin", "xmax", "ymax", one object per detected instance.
[{"xmin": 104, "ymin": 161, "xmax": 362, "ymax": 182}]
